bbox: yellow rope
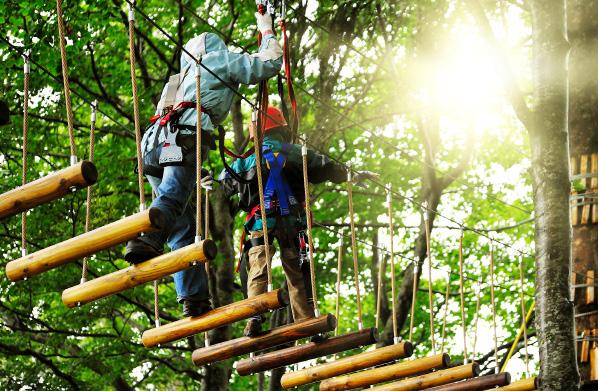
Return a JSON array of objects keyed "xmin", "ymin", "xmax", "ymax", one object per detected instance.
[
  {"xmin": 501, "ymin": 301, "xmax": 535, "ymax": 373},
  {"xmin": 127, "ymin": 3, "xmax": 145, "ymax": 209},
  {"xmin": 347, "ymin": 165, "xmax": 363, "ymax": 330}
]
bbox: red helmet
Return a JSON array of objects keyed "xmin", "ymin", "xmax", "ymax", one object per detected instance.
[{"xmin": 263, "ymin": 106, "xmax": 287, "ymax": 132}]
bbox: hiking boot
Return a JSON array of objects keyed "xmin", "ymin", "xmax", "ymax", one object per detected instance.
[
  {"xmin": 183, "ymin": 299, "xmax": 213, "ymax": 317},
  {"xmin": 310, "ymin": 333, "xmax": 329, "ymax": 343},
  {"xmin": 244, "ymin": 317, "xmax": 264, "ymax": 337},
  {"xmin": 124, "ymin": 238, "xmax": 162, "ymax": 265}
]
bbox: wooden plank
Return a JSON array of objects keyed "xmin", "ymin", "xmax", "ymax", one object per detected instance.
[
  {"xmin": 319, "ymin": 353, "xmax": 449, "ymax": 391},
  {"xmin": 581, "ymin": 329, "xmax": 590, "ymax": 363},
  {"xmin": 280, "ymin": 342, "xmax": 414, "ymax": 389},
  {"xmin": 6, "ymin": 208, "xmax": 164, "ymax": 281},
  {"xmin": 425, "ymin": 372, "xmax": 510, "ymax": 391},
  {"xmin": 62, "ymin": 240, "xmax": 217, "ymax": 307},
  {"xmin": 143, "ymin": 289, "xmax": 288, "ymax": 347},
  {"xmin": 493, "ymin": 377, "xmax": 538, "ymax": 391},
  {"xmin": 0, "ymin": 161, "xmax": 97, "ymax": 220},
  {"xmin": 191, "ymin": 314, "xmax": 337, "ymax": 366},
  {"xmin": 588, "ymin": 270, "xmax": 595, "ymax": 305},
  {"xmin": 581, "ymin": 155, "xmax": 590, "ymax": 224},
  {"xmin": 368, "ymin": 363, "xmax": 479, "ymax": 391},
  {"xmin": 237, "ymin": 328, "xmax": 378, "ymax": 376}
]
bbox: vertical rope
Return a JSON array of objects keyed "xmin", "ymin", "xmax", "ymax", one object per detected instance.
[
  {"xmin": 408, "ymin": 261, "xmax": 418, "ymax": 342},
  {"xmin": 80, "ymin": 101, "xmax": 97, "ymax": 284},
  {"xmin": 347, "ymin": 165, "xmax": 363, "ymax": 330},
  {"xmin": 490, "ymin": 241, "xmax": 499, "ymax": 374},
  {"xmin": 375, "ymin": 229, "xmax": 384, "ymax": 330},
  {"xmin": 440, "ymin": 270, "xmax": 450, "ymax": 355},
  {"xmin": 150, "ymin": 190, "xmax": 160, "ymax": 327},
  {"xmin": 55, "ymin": 0, "xmax": 77, "ymax": 163},
  {"xmin": 472, "ymin": 278, "xmax": 482, "ymax": 359},
  {"xmin": 302, "ymin": 142, "xmax": 319, "ymax": 315},
  {"xmin": 388, "ymin": 185, "xmax": 398, "ymax": 343},
  {"xmin": 519, "ymin": 256, "xmax": 530, "ymax": 377},
  {"xmin": 458, "ymin": 229, "xmax": 469, "ymax": 363},
  {"xmin": 252, "ymin": 111, "xmax": 273, "ymax": 291},
  {"xmin": 21, "ymin": 51, "xmax": 30, "ymax": 257},
  {"xmin": 334, "ymin": 236, "xmax": 343, "ymax": 337},
  {"xmin": 423, "ymin": 205, "xmax": 436, "ymax": 354},
  {"xmin": 127, "ymin": 3, "xmax": 145, "ymax": 209},
  {"xmin": 195, "ymin": 61, "xmax": 203, "ymax": 241}
]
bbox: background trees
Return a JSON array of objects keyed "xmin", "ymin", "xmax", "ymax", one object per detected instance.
[{"xmin": 0, "ymin": 0, "xmax": 557, "ymax": 389}]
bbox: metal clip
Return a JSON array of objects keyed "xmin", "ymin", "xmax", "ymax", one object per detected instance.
[
  {"xmin": 21, "ymin": 248, "xmax": 28, "ymax": 257},
  {"xmin": 195, "ymin": 235, "xmax": 202, "ymax": 243},
  {"xmin": 128, "ymin": 2, "xmax": 135, "ymax": 22},
  {"xmin": 314, "ymin": 308, "xmax": 320, "ymax": 317},
  {"xmin": 91, "ymin": 100, "xmax": 97, "ymax": 123},
  {"xmin": 70, "ymin": 155, "xmax": 78, "ymax": 166},
  {"xmin": 23, "ymin": 50, "xmax": 30, "ymax": 74},
  {"xmin": 347, "ymin": 162, "xmax": 352, "ymax": 182},
  {"xmin": 80, "ymin": 277, "xmax": 87, "ymax": 284},
  {"xmin": 393, "ymin": 336, "xmax": 400, "ymax": 345},
  {"xmin": 155, "ymin": 319, "xmax": 161, "ymax": 328},
  {"xmin": 139, "ymin": 203, "xmax": 146, "ymax": 212},
  {"xmin": 301, "ymin": 142, "xmax": 307, "ymax": 156},
  {"xmin": 267, "ymin": 283, "xmax": 273, "ymax": 292}
]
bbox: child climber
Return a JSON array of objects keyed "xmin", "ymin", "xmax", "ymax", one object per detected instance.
[{"xmin": 219, "ymin": 106, "xmax": 377, "ymax": 337}]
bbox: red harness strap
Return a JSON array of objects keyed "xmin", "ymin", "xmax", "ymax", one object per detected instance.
[
  {"xmin": 236, "ymin": 205, "xmax": 262, "ymax": 272},
  {"xmin": 279, "ymin": 19, "xmax": 299, "ymax": 140},
  {"xmin": 148, "ymin": 101, "xmax": 208, "ymax": 126}
]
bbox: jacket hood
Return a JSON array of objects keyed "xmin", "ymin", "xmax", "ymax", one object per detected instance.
[{"xmin": 181, "ymin": 33, "xmax": 227, "ymax": 69}]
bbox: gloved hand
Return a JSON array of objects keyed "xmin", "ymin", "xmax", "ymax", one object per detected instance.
[
  {"xmin": 351, "ymin": 170, "xmax": 379, "ymax": 187},
  {"xmin": 200, "ymin": 172, "xmax": 214, "ymax": 190},
  {"xmin": 255, "ymin": 11, "xmax": 273, "ymax": 34}
]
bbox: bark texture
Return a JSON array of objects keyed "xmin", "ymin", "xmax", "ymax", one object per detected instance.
[{"xmin": 529, "ymin": 1, "xmax": 578, "ymax": 389}]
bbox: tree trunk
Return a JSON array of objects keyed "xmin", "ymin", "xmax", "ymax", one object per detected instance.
[
  {"xmin": 568, "ymin": 0, "xmax": 598, "ymax": 384},
  {"xmin": 529, "ymin": 1, "xmax": 578, "ymax": 389}
]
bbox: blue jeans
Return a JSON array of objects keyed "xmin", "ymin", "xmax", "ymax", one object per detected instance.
[{"xmin": 143, "ymin": 145, "xmax": 209, "ymax": 303}]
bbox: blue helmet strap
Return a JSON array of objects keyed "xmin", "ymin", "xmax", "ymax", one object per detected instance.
[{"xmin": 263, "ymin": 145, "xmax": 298, "ymax": 216}]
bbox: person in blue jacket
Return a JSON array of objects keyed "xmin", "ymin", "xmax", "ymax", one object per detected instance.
[
  {"xmin": 125, "ymin": 12, "xmax": 283, "ymax": 318},
  {"xmin": 220, "ymin": 106, "xmax": 377, "ymax": 337}
]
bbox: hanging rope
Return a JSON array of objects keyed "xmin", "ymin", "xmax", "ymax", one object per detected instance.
[
  {"xmin": 21, "ymin": 51, "xmax": 30, "ymax": 257},
  {"xmin": 375, "ymin": 232, "xmax": 384, "ymax": 330},
  {"xmin": 440, "ymin": 270, "xmax": 450, "ymax": 355},
  {"xmin": 519, "ymin": 256, "xmax": 530, "ymax": 377},
  {"xmin": 458, "ymin": 229, "xmax": 469, "ymax": 363},
  {"xmin": 490, "ymin": 241, "xmax": 499, "ymax": 374},
  {"xmin": 252, "ymin": 111, "xmax": 273, "ymax": 292},
  {"xmin": 80, "ymin": 101, "xmax": 97, "ymax": 284},
  {"xmin": 423, "ymin": 204, "xmax": 436, "ymax": 354},
  {"xmin": 195, "ymin": 60, "xmax": 203, "ymax": 241},
  {"xmin": 388, "ymin": 185, "xmax": 398, "ymax": 343},
  {"xmin": 408, "ymin": 261, "xmax": 418, "ymax": 342},
  {"xmin": 302, "ymin": 142, "xmax": 320, "ymax": 316},
  {"xmin": 334, "ymin": 236, "xmax": 343, "ymax": 336},
  {"xmin": 127, "ymin": 2, "xmax": 145, "ymax": 209},
  {"xmin": 55, "ymin": 0, "xmax": 77, "ymax": 164},
  {"xmin": 347, "ymin": 165, "xmax": 363, "ymax": 330},
  {"xmin": 471, "ymin": 277, "xmax": 482, "ymax": 359}
]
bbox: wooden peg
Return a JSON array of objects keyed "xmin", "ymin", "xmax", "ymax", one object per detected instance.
[
  {"xmin": 587, "ymin": 270, "xmax": 595, "ymax": 305},
  {"xmin": 581, "ymin": 329, "xmax": 590, "ymax": 363}
]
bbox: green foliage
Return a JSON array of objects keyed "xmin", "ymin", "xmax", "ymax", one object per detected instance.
[{"xmin": 0, "ymin": 0, "xmax": 536, "ymax": 389}]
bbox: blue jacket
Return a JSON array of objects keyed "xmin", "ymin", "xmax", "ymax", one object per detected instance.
[{"xmin": 142, "ymin": 32, "xmax": 283, "ymax": 154}]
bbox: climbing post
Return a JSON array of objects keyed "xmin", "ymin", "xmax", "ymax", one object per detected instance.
[
  {"xmin": 458, "ymin": 229, "xmax": 469, "ymax": 363},
  {"xmin": 21, "ymin": 50, "xmax": 30, "ymax": 257},
  {"xmin": 55, "ymin": 0, "xmax": 77, "ymax": 165},
  {"xmin": 127, "ymin": 1, "xmax": 145, "ymax": 211},
  {"xmin": 80, "ymin": 100, "xmax": 97, "ymax": 284},
  {"xmin": 347, "ymin": 163, "xmax": 363, "ymax": 330},
  {"xmin": 423, "ymin": 202, "xmax": 436, "ymax": 354}
]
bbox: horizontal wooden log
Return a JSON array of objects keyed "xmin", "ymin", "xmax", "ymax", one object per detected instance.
[
  {"xmin": 319, "ymin": 353, "xmax": 449, "ymax": 391},
  {"xmin": 192, "ymin": 314, "xmax": 336, "ymax": 366},
  {"xmin": 237, "ymin": 327, "xmax": 378, "ymax": 376},
  {"xmin": 142, "ymin": 289, "xmax": 288, "ymax": 347},
  {"xmin": 425, "ymin": 372, "xmax": 510, "ymax": 391},
  {"xmin": 6, "ymin": 208, "xmax": 164, "ymax": 281},
  {"xmin": 0, "ymin": 160, "xmax": 97, "ymax": 220},
  {"xmin": 368, "ymin": 363, "xmax": 480, "ymax": 391},
  {"xmin": 62, "ymin": 239, "xmax": 217, "ymax": 307},
  {"xmin": 493, "ymin": 377, "xmax": 538, "ymax": 391},
  {"xmin": 280, "ymin": 341, "xmax": 414, "ymax": 389}
]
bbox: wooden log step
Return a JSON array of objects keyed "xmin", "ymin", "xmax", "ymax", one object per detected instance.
[
  {"xmin": 280, "ymin": 341, "xmax": 414, "ymax": 389},
  {"xmin": 368, "ymin": 363, "xmax": 480, "ymax": 391},
  {"xmin": 142, "ymin": 289, "xmax": 288, "ymax": 347},
  {"xmin": 237, "ymin": 327, "xmax": 378, "ymax": 376},
  {"xmin": 192, "ymin": 314, "xmax": 337, "ymax": 366},
  {"xmin": 5, "ymin": 208, "xmax": 164, "ymax": 281},
  {"xmin": 426, "ymin": 372, "xmax": 511, "ymax": 391},
  {"xmin": 492, "ymin": 377, "xmax": 538, "ymax": 391},
  {"xmin": 319, "ymin": 353, "xmax": 449, "ymax": 391},
  {"xmin": 62, "ymin": 239, "xmax": 217, "ymax": 307},
  {"xmin": 0, "ymin": 161, "xmax": 98, "ymax": 220}
]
